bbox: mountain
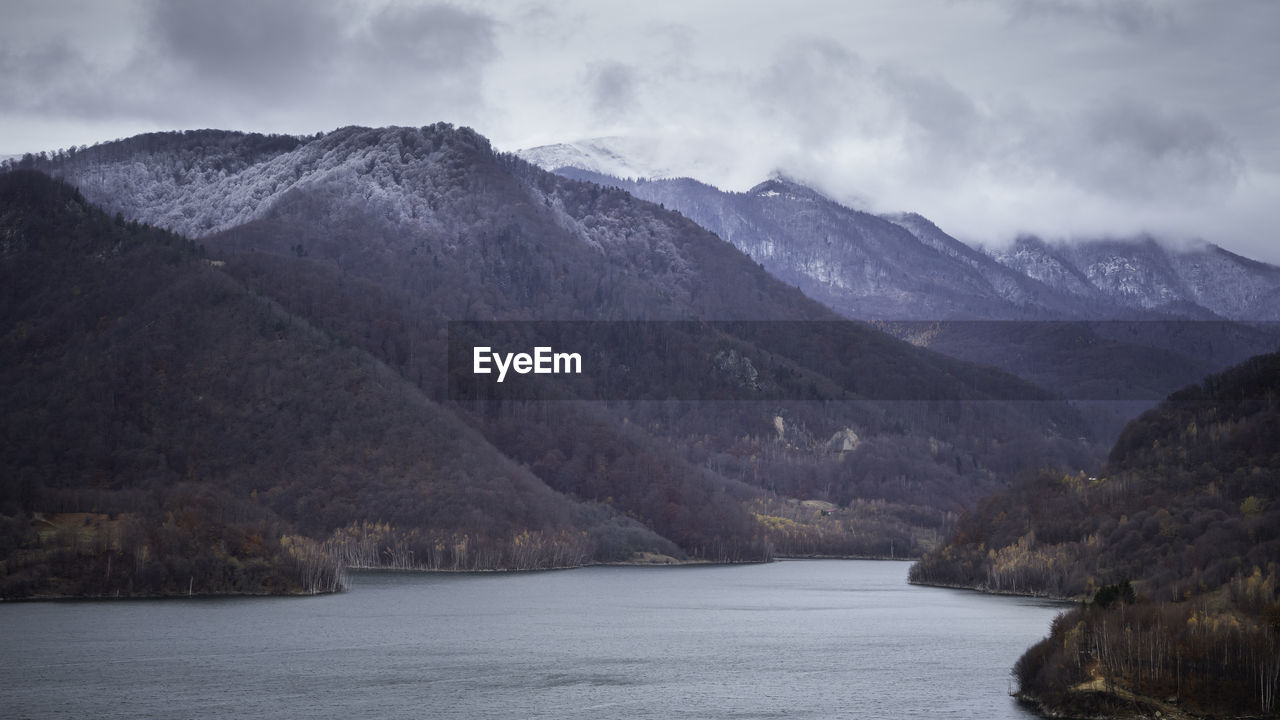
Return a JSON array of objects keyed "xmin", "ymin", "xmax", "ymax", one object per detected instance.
[
  {"xmin": 1, "ymin": 169, "xmax": 673, "ymax": 598},
  {"xmin": 992, "ymin": 235, "xmax": 1280, "ymax": 322},
  {"xmin": 909, "ymin": 348, "xmax": 1280, "ymax": 598},
  {"xmin": 519, "ymin": 139, "xmax": 1280, "ymax": 324},
  {"xmin": 516, "ymin": 137, "xmax": 678, "ymax": 182},
  {"xmin": 908, "ymin": 349, "xmax": 1280, "ymax": 718},
  {"xmin": 548, "ymin": 168, "xmax": 1075, "ymax": 321},
  {"xmin": 7, "ymin": 125, "xmax": 1104, "ymax": 580},
  {"xmin": 518, "ymin": 147, "xmax": 1279, "ymax": 442},
  {"xmin": 517, "ymin": 137, "xmax": 1280, "ymax": 718}
]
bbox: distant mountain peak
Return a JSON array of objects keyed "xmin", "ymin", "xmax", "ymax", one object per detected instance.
[
  {"xmin": 747, "ymin": 176, "xmax": 829, "ymax": 203},
  {"xmin": 883, "ymin": 210, "xmax": 927, "ymax": 224},
  {"xmin": 516, "ymin": 137, "xmax": 675, "ymax": 181}
]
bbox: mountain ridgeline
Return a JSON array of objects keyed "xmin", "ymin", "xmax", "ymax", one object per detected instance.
[
  {"xmin": 4, "ymin": 125, "xmax": 1101, "ymax": 597},
  {"xmin": 548, "ymin": 170, "xmax": 1078, "ymax": 321},
  {"xmin": 522, "ymin": 143, "xmax": 1280, "ymax": 323},
  {"xmin": 531, "ymin": 161, "xmax": 1280, "ymax": 442}
]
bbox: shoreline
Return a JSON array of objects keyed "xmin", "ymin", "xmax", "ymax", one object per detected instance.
[
  {"xmin": 2, "ymin": 556, "xmax": 927, "ymax": 602},
  {"xmin": 1, "ymin": 556, "xmax": 770, "ymax": 602},
  {"xmin": 0, "ymin": 588, "xmax": 335, "ymax": 603},
  {"xmin": 1014, "ymin": 688, "xmax": 1203, "ymax": 720},
  {"xmin": 906, "ymin": 578, "xmax": 1082, "ymax": 603},
  {"xmin": 775, "ymin": 553, "xmax": 917, "ymax": 562}
]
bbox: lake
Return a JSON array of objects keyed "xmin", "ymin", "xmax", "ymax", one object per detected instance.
[{"xmin": 1, "ymin": 560, "xmax": 1063, "ymax": 719}]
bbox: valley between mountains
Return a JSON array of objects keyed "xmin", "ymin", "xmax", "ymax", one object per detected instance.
[{"xmin": 3, "ymin": 122, "xmax": 1279, "ymax": 716}]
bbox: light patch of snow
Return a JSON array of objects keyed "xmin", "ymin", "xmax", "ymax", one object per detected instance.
[
  {"xmin": 53, "ymin": 128, "xmax": 469, "ymax": 240},
  {"xmin": 800, "ymin": 256, "xmax": 851, "ymax": 290},
  {"xmin": 517, "ymin": 138, "xmax": 674, "ymax": 181},
  {"xmin": 514, "ymin": 135, "xmax": 748, "ymax": 188}
]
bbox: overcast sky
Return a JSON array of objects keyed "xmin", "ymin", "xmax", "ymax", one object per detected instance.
[{"xmin": 3, "ymin": 0, "xmax": 1278, "ymax": 261}]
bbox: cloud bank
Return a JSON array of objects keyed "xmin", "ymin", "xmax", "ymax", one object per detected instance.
[{"xmin": 2, "ymin": 0, "xmax": 1277, "ymax": 261}]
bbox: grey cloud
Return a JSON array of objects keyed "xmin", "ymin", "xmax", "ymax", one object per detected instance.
[
  {"xmin": 0, "ymin": 43, "xmax": 89, "ymax": 111},
  {"xmin": 0, "ymin": 39, "xmax": 177, "ymax": 125},
  {"xmin": 149, "ymin": 0, "xmax": 343, "ymax": 98},
  {"xmin": 362, "ymin": 3, "xmax": 497, "ymax": 74},
  {"xmin": 141, "ymin": 1, "xmax": 499, "ymax": 119},
  {"xmin": 1058, "ymin": 98, "xmax": 1241, "ymax": 200},
  {"xmin": 749, "ymin": 40, "xmax": 991, "ymax": 179},
  {"xmin": 645, "ymin": 23, "xmax": 696, "ymax": 71},
  {"xmin": 3, "ymin": 1, "xmax": 1275, "ymax": 262},
  {"xmin": 337, "ymin": 3, "xmax": 498, "ymax": 122},
  {"xmin": 139, "ymin": 1, "xmax": 501, "ymax": 128},
  {"xmin": 873, "ymin": 66, "xmax": 982, "ymax": 158},
  {"xmin": 513, "ymin": 2, "xmax": 559, "ymax": 29},
  {"xmin": 0, "ymin": 1, "xmax": 502, "ymax": 148},
  {"xmin": 1005, "ymin": 0, "xmax": 1173, "ymax": 34},
  {"xmin": 1, "ymin": 43, "xmax": 83, "ymax": 92},
  {"xmin": 754, "ymin": 38, "xmax": 871, "ymax": 145},
  {"xmin": 735, "ymin": 33, "xmax": 1246, "ymax": 244},
  {"xmin": 587, "ymin": 62, "xmax": 640, "ymax": 121}
]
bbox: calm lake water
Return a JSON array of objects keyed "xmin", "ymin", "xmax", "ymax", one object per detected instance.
[{"xmin": 1, "ymin": 560, "xmax": 1062, "ymax": 719}]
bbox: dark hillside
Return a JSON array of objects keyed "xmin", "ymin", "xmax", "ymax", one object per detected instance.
[
  {"xmin": 910, "ymin": 349, "xmax": 1280, "ymax": 717},
  {"xmin": 0, "ymin": 170, "xmax": 672, "ymax": 598}
]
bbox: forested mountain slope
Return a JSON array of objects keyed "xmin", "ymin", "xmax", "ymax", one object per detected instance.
[
  {"xmin": 550, "ymin": 169, "xmax": 1073, "ymax": 320},
  {"xmin": 993, "ymin": 235, "xmax": 1280, "ymax": 322},
  {"xmin": 910, "ymin": 350, "xmax": 1280, "ymax": 598},
  {"xmin": 909, "ymin": 350, "xmax": 1280, "ymax": 718},
  {"xmin": 522, "ymin": 142, "xmax": 1280, "ymax": 323},
  {"xmin": 535, "ymin": 166, "xmax": 1279, "ymax": 443},
  {"xmin": 0, "ymin": 170, "xmax": 674, "ymax": 597},
  {"xmin": 9, "ymin": 125, "xmax": 1102, "ymax": 579}
]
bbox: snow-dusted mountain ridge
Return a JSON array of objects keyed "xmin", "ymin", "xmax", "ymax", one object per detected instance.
[
  {"xmin": 31, "ymin": 126, "xmax": 502, "ymax": 240},
  {"xmin": 515, "ymin": 137, "xmax": 711, "ymax": 183},
  {"xmin": 519, "ymin": 141, "xmax": 1280, "ymax": 322},
  {"xmin": 992, "ymin": 236, "xmax": 1280, "ymax": 321}
]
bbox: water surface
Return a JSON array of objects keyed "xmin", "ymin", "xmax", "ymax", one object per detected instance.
[{"xmin": 1, "ymin": 560, "xmax": 1062, "ymax": 719}]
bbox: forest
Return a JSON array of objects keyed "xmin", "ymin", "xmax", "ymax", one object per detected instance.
[
  {"xmin": 1014, "ymin": 578, "xmax": 1280, "ymax": 718},
  {"xmin": 911, "ymin": 350, "xmax": 1280, "ymax": 716},
  {"xmin": 0, "ymin": 170, "xmax": 672, "ymax": 597}
]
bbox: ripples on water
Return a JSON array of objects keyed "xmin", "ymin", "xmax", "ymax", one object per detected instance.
[{"xmin": 0, "ymin": 560, "xmax": 1063, "ymax": 719}]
